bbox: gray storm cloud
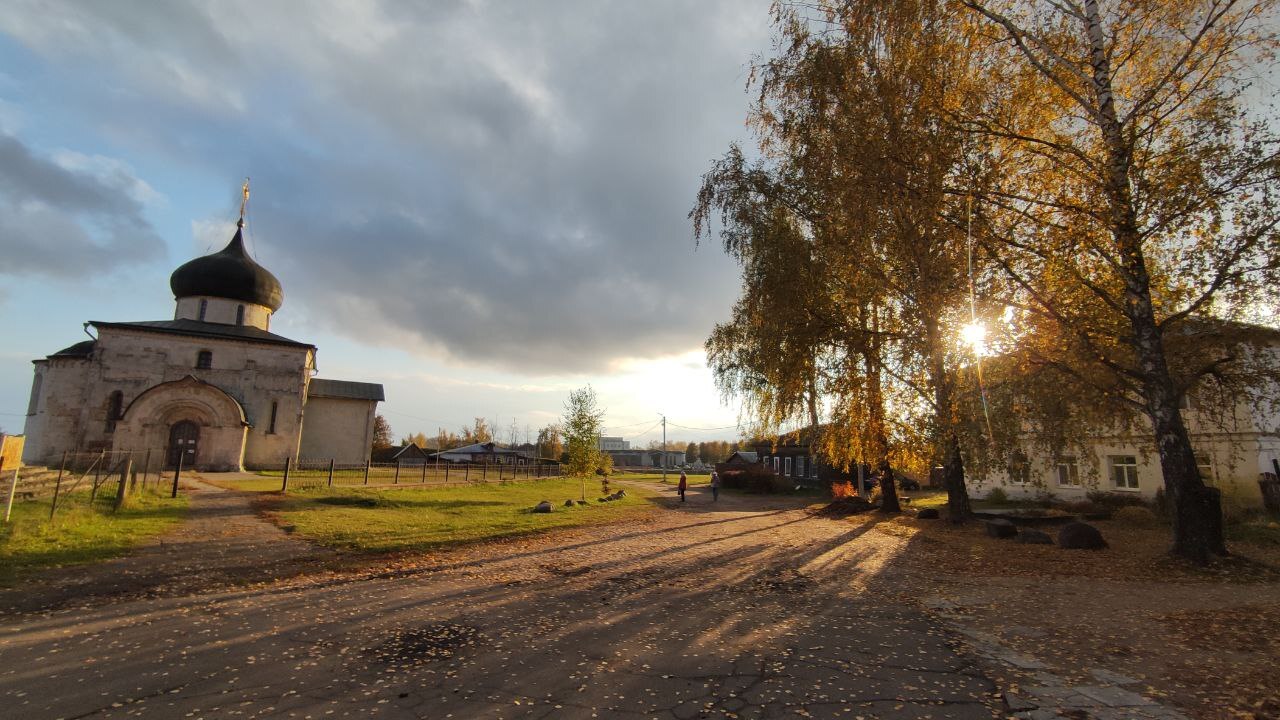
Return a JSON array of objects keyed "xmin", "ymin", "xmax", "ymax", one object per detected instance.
[
  {"xmin": 0, "ymin": 0, "xmax": 770, "ymax": 373},
  {"xmin": 0, "ymin": 134, "xmax": 165, "ymax": 277}
]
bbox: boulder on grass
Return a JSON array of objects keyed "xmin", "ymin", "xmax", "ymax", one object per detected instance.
[
  {"xmin": 1016, "ymin": 528, "xmax": 1054, "ymax": 544},
  {"xmin": 1113, "ymin": 506, "xmax": 1158, "ymax": 526},
  {"xmin": 564, "ymin": 499, "xmax": 576, "ymax": 507},
  {"xmin": 533, "ymin": 501, "xmax": 553, "ymax": 514},
  {"xmin": 916, "ymin": 508, "xmax": 940, "ymax": 520},
  {"xmin": 985, "ymin": 518, "xmax": 1018, "ymax": 539},
  {"xmin": 576, "ymin": 500, "xmax": 589, "ymax": 506},
  {"xmin": 1058, "ymin": 521, "xmax": 1108, "ymax": 550}
]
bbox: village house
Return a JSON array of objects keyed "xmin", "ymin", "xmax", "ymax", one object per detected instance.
[
  {"xmin": 432, "ymin": 442, "xmax": 535, "ymax": 465},
  {"xmin": 704, "ymin": 429, "xmax": 854, "ymax": 487},
  {"xmin": 970, "ymin": 325, "xmax": 1280, "ymax": 510},
  {"xmin": 371, "ymin": 443, "xmax": 432, "ymax": 465},
  {"xmin": 22, "ymin": 211, "xmax": 384, "ymax": 471}
]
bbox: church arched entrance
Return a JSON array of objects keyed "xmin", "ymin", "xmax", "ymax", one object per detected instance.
[
  {"xmin": 167, "ymin": 420, "xmax": 200, "ymax": 469},
  {"xmin": 113, "ymin": 376, "xmax": 248, "ymax": 471}
]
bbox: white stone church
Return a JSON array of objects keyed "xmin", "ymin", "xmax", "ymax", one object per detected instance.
[{"xmin": 22, "ymin": 216, "xmax": 384, "ymax": 471}]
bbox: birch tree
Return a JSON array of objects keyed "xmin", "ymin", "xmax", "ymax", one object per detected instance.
[
  {"xmin": 696, "ymin": 0, "xmax": 990, "ymax": 517},
  {"xmin": 960, "ymin": 0, "xmax": 1280, "ymax": 561}
]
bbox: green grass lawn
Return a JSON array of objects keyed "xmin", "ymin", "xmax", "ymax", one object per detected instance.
[
  {"xmin": 0, "ymin": 491, "xmax": 188, "ymax": 585},
  {"xmin": 264, "ymin": 477, "xmax": 659, "ymax": 553}
]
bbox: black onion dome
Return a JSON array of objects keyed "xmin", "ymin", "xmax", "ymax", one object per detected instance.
[{"xmin": 169, "ymin": 224, "xmax": 284, "ymax": 311}]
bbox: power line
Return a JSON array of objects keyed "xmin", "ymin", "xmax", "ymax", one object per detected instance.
[
  {"xmin": 666, "ymin": 422, "xmax": 741, "ymax": 431},
  {"xmin": 380, "ymin": 409, "xmax": 461, "ymax": 427},
  {"xmin": 601, "ymin": 418, "xmax": 661, "ymax": 431}
]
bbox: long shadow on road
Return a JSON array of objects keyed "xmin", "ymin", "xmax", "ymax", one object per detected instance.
[{"xmin": 0, "ymin": 491, "xmax": 998, "ymax": 719}]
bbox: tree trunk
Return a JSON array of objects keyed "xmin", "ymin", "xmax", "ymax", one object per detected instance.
[
  {"xmin": 923, "ymin": 315, "xmax": 971, "ymax": 522},
  {"xmin": 865, "ymin": 305, "xmax": 900, "ymax": 514},
  {"xmin": 877, "ymin": 458, "xmax": 901, "ymax": 513},
  {"xmin": 1082, "ymin": 0, "xmax": 1224, "ymax": 562},
  {"xmin": 941, "ymin": 431, "xmax": 971, "ymax": 523}
]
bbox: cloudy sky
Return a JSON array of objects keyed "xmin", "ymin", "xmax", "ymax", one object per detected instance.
[{"xmin": 0, "ymin": 0, "xmax": 775, "ymax": 445}]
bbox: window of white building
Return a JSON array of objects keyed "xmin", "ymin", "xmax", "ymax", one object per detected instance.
[
  {"xmin": 1109, "ymin": 455, "xmax": 1139, "ymax": 490},
  {"xmin": 1055, "ymin": 457, "xmax": 1081, "ymax": 487},
  {"xmin": 1007, "ymin": 451, "xmax": 1030, "ymax": 485},
  {"xmin": 1194, "ymin": 452, "xmax": 1215, "ymax": 486},
  {"xmin": 784, "ymin": 457, "xmax": 792, "ymax": 476}
]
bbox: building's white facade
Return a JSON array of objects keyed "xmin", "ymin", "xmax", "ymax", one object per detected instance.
[
  {"xmin": 22, "ymin": 220, "xmax": 384, "ymax": 471},
  {"xmin": 971, "ymin": 348, "xmax": 1280, "ymax": 508},
  {"xmin": 597, "ymin": 436, "xmax": 630, "ymax": 451}
]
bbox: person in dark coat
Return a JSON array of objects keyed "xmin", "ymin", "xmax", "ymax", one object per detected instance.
[
  {"xmin": 709, "ymin": 470, "xmax": 720, "ymax": 502},
  {"xmin": 677, "ymin": 471, "xmax": 688, "ymax": 502}
]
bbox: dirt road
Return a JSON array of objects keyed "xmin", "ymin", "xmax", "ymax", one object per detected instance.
[{"xmin": 0, "ymin": 481, "xmax": 1003, "ymax": 719}]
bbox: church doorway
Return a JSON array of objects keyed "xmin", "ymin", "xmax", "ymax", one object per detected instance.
[{"xmin": 167, "ymin": 420, "xmax": 200, "ymax": 469}]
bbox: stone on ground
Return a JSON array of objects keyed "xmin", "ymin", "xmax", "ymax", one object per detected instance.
[
  {"xmin": 916, "ymin": 508, "xmax": 940, "ymax": 520},
  {"xmin": 533, "ymin": 500, "xmax": 553, "ymax": 513},
  {"xmin": 1058, "ymin": 521, "xmax": 1108, "ymax": 550},
  {"xmin": 985, "ymin": 518, "xmax": 1018, "ymax": 539},
  {"xmin": 1016, "ymin": 528, "xmax": 1053, "ymax": 544}
]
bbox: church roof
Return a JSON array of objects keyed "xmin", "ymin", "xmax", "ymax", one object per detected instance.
[
  {"xmin": 47, "ymin": 340, "xmax": 96, "ymax": 359},
  {"xmin": 90, "ymin": 319, "xmax": 314, "ymax": 349},
  {"xmin": 308, "ymin": 378, "xmax": 385, "ymax": 401},
  {"xmin": 169, "ymin": 223, "xmax": 284, "ymax": 311}
]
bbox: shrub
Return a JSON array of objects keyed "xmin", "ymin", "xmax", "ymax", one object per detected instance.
[
  {"xmin": 1057, "ymin": 499, "xmax": 1108, "ymax": 515},
  {"xmin": 1218, "ymin": 482, "xmax": 1263, "ymax": 526},
  {"xmin": 869, "ymin": 484, "xmax": 883, "ymax": 506},
  {"xmin": 722, "ymin": 466, "xmax": 781, "ymax": 493},
  {"xmin": 720, "ymin": 470, "xmax": 748, "ymax": 490},
  {"xmin": 1085, "ymin": 490, "xmax": 1150, "ymax": 509},
  {"xmin": 986, "ymin": 487, "xmax": 1009, "ymax": 505},
  {"xmin": 830, "ymin": 481, "xmax": 857, "ymax": 500},
  {"xmin": 1113, "ymin": 505, "xmax": 1160, "ymax": 526}
]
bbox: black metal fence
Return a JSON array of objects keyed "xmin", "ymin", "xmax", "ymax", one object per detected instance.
[{"xmin": 273, "ymin": 457, "xmax": 562, "ymax": 492}]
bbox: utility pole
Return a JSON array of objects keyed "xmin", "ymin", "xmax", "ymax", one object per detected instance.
[{"xmin": 660, "ymin": 413, "xmax": 667, "ymax": 484}]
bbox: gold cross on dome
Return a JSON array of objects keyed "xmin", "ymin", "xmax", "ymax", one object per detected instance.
[{"xmin": 239, "ymin": 177, "xmax": 250, "ymax": 223}]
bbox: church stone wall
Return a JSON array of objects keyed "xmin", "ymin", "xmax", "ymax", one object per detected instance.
[
  {"xmin": 24, "ymin": 327, "xmax": 315, "ymax": 469},
  {"xmin": 22, "ymin": 358, "xmax": 94, "ymax": 464},
  {"xmin": 112, "ymin": 377, "xmax": 249, "ymax": 471},
  {"xmin": 94, "ymin": 328, "xmax": 313, "ymax": 469},
  {"xmin": 298, "ymin": 396, "xmax": 376, "ymax": 465}
]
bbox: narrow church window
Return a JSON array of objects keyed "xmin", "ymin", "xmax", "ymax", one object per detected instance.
[
  {"xmin": 196, "ymin": 350, "xmax": 213, "ymax": 369},
  {"xmin": 198, "ymin": 299, "xmax": 208, "ymax": 321},
  {"xmin": 105, "ymin": 391, "xmax": 123, "ymax": 432},
  {"xmin": 268, "ymin": 400, "xmax": 278, "ymax": 434},
  {"xmin": 236, "ymin": 305, "xmax": 245, "ymax": 325}
]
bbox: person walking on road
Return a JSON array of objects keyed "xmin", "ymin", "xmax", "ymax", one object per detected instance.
[
  {"xmin": 677, "ymin": 471, "xmax": 688, "ymax": 502},
  {"xmin": 709, "ymin": 470, "xmax": 720, "ymax": 502}
]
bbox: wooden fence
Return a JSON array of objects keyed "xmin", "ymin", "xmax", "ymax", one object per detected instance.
[{"xmin": 3, "ymin": 449, "xmax": 171, "ymax": 521}]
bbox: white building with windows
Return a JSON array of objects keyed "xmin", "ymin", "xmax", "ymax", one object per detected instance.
[
  {"xmin": 973, "ymin": 355, "xmax": 1280, "ymax": 509},
  {"xmin": 597, "ymin": 436, "xmax": 630, "ymax": 451},
  {"xmin": 22, "ymin": 216, "xmax": 383, "ymax": 471}
]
